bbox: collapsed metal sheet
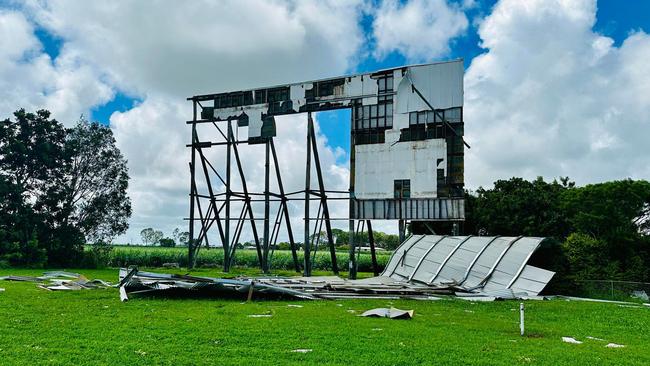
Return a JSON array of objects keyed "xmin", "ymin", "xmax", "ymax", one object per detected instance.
[
  {"xmin": 118, "ymin": 268, "xmax": 315, "ymax": 302},
  {"xmin": 0, "ymin": 272, "xmax": 112, "ymax": 291},
  {"xmin": 383, "ymin": 235, "xmax": 554, "ymax": 296},
  {"xmin": 118, "ymin": 268, "xmax": 449, "ymax": 301}
]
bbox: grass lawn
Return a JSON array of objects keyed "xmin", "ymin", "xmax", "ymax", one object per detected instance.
[{"xmin": 1, "ymin": 267, "xmax": 648, "ymax": 365}]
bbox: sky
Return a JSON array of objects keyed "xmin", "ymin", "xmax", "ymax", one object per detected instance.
[{"xmin": 1, "ymin": 0, "xmax": 649, "ymax": 243}]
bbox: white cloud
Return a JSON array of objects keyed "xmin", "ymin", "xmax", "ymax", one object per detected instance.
[
  {"xmin": 464, "ymin": 0, "xmax": 650, "ymax": 188},
  {"xmin": 0, "ymin": 9, "xmax": 113, "ymax": 124},
  {"xmin": 372, "ymin": 0, "xmax": 469, "ymax": 61},
  {"xmin": 23, "ymin": 0, "xmax": 365, "ymax": 98},
  {"xmin": 12, "ymin": 0, "xmax": 367, "ymax": 243}
]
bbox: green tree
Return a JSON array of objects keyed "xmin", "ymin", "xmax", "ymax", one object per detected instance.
[
  {"xmin": 562, "ymin": 233, "xmax": 616, "ymax": 280},
  {"xmin": 140, "ymin": 228, "xmax": 163, "ymax": 246},
  {"xmin": 172, "ymin": 228, "xmax": 190, "ymax": 246},
  {"xmin": 0, "ymin": 109, "xmax": 67, "ymax": 266},
  {"xmin": 465, "ymin": 177, "xmax": 572, "ymax": 238},
  {"xmin": 60, "ymin": 117, "xmax": 131, "ymax": 242},
  {"xmin": 159, "ymin": 237, "xmax": 175, "ymax": 247},
  {"xmin": 560, "ymin": 180, "xmax": 650, "ymax": 281},
  {"xmin": 1, "ymin": 110, "xmax": 132, "ymax": 266}
]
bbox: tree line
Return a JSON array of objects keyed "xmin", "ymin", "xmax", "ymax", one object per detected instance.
[
  {"xmin": 139, "ymin": 226, "xmax": 399, "ymax": 251},
  {"xmin": 2, "ymin": 109, "xmax": 649, "ymax": 287},
  {"xmin": 441, "ymin": 177, "xmax": 649, "ymax": 290},
  {"xmin": 139, "ymin": 227, "xmax": 189, "ymax": 247},
  {"xmin": 0, "ymin": 109, "xmax": 131, "ymax": 267}
]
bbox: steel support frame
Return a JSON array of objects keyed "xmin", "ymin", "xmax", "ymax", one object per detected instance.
[
  {"xmin": 188, "ymin": 105, "xmax": 348, "ymax": 275},
  {"xmin": 188, "ymin": 99, "xmax": 445, "ymax": 277},
  {"xmin": 187, "ymin": 102, "xmax": 300, "ymax": 272}
]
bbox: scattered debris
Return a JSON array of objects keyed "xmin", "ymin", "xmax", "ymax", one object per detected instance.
[
  {"xmin": 43, "ymin": 271, "xmax": 81, "ymax": 279},
  {"xmin": 605, "ymin": 343, "xmax": 625, "ymax": 348},
  {"xmin": 248, "ymin": 314, "xmax": 272, "ymax": 318},
  {"xmin": 120, "ymin": 236, "xmax": 558, "ymax": 302},
  {"xmin": 0, "ymin": 288, "xmax": 4, "ymax": 292},
  {"xmin": 119, "ymin": 286, "xmax": 129, "ymax": 302},
  {"xmin": 360, "ymin": 307, "xmax": 413, "ymax": 319},
  {"xmin": 586, "ymin": 336, "xmax": 606, "ymax": 341},
  {"xmin": 554, "ymin": 296, "xmax": 640, "ymax": 305},
  {"xmin": 562, "ymin": 337, "xmax": 583, "ymax": 344},
  {"xmin": 458, "ymin": 296, "xmax": 497, "ymax": 302},
  {"xmin": 371, "ymin": 328, "xmax": 383, "ymax": 331},
  {"xmin": 291, "ymin": 349, "xmax": 312, "ymax": 353},
  {"xmin": 631, "ymin": 290, "xmax": 649, "ymax": 301},
  {"xmin": 287, "ymin": 304, "xmax": 303, "ymax": 308},
  {"xmin": 1, "ymin": 272, "xmax": 112, "ymax": 291},
  {"xmin": 118, "ymin": 268, "xmax": 448, "ymax": 302},
  {"xmin": 0, "ymin": 275, "xmax": 42, "ymax": 282},
  {"xmin": 455, "ymin": 289, "xmax": 546, "ymax": 301}
]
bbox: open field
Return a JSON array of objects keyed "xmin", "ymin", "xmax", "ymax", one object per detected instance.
[
  {"xmin": 1, "ymin": 267, "xmax": 649, "ymax": 365},
  {"xmin": 107, "ymin": 246, "xmax": 392, "ymax": 272}
]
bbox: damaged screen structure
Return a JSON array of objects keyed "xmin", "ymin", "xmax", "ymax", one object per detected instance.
[{"xmin": 187, "ymin": 60, "xmax": 467, "ymax": 278}]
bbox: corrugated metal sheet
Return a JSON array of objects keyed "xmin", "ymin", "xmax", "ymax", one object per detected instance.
[
  {"xmin": 352, "ymin": 198, "xmax": 464, "ymax": 220},
  {"xmin": 382, "ymin": 235, "xmax": 554, "ymax": 296}
]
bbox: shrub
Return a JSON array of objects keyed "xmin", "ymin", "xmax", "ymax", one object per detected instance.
[
  {"xmin": 82, "ymin": 241, "xmax": 113, "ymax": 268},
  {"xmin": 159, "ymin": 238, "xmax": 176, "ymax": 247}
]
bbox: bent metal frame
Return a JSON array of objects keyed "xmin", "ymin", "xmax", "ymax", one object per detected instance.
[{"xmin": 186, "ymin": 60, "xmax": 468, "ymax": 278}]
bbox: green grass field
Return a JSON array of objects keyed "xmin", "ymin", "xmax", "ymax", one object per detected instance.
[{"xmin": 1, "ymin": 267, "xmax": 649, "ymax": 365}]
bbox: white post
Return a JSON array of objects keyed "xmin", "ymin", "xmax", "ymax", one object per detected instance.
[{"xmin": 519, "ymin": 302, "xmax": 525, "ymax": 336}]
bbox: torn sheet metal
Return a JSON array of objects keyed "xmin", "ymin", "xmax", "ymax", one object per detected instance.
[
  {"xmin": 562, "ymin": 337, "xmax": 583, "ymax": 344},
  {"xmin": 0, "ymin": 272, "xmax": 112, "ymax": 291},
  {"xmin": 383, "ymin": 235, "xmax": 555, "ymax": 297},
  {"xmin": 118, "ymin": 268, "xmax": 449, "ymax": 302},
  {"xmin": 0, "ymin": 275, "xmax": 43, "ymax": 282},
  {"xmin": 119, "ymin": 268, "xmax": 317, "ymax": 302},
  {"xmin": 361, "ymin": 307, "xmax": 414, "ymax": 319}
]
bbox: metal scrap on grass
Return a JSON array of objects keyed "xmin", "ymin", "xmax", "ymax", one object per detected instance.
[{"xmin": 0, "ymin": 271, "xmax": 112, "ymax": 291}]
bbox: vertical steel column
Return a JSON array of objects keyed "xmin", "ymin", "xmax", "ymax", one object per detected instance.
[
  {"xmin": 398, "ymin": 220, "xmax": 406, "ymax": 244},
  {"xmin": 270, "ymin": 139, "xmax": 300, "ymax": 272},
  {"xmin": 196, "ymin": 147, "xmax": 226, "ymax": 247},
  {"xmin": 223, "ymin": 119, "xmax": 232, "ymax": 272},
  {"xmin": 262, "ymin": 139, "xmax": 271, "ymax": 273},
  {"xmin": 303, "ymin": 112, "xmax": 312, "ymax": 276},
  {"xmin": 228, "ymin": 126, "xmax": 263, "ymax": 270},
  {"xmin": 348, "ymin": 112, "xmax": 357, "ymax": 279},
  {"xmin": 307, "ymin": 114, "xmax": 339, "ymax": 275},
  {"xmin": 367, "ymin": 220, "xmax": 379, "ymax": 276},
  {"xmin": 188, "ymin": 100, "xmax": 197, "ymax": 269}
]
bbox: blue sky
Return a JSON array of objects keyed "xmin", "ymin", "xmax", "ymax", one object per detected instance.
[{"xmin": 29, "ymin": 0, "xmax": 648, "ymax": 163}]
